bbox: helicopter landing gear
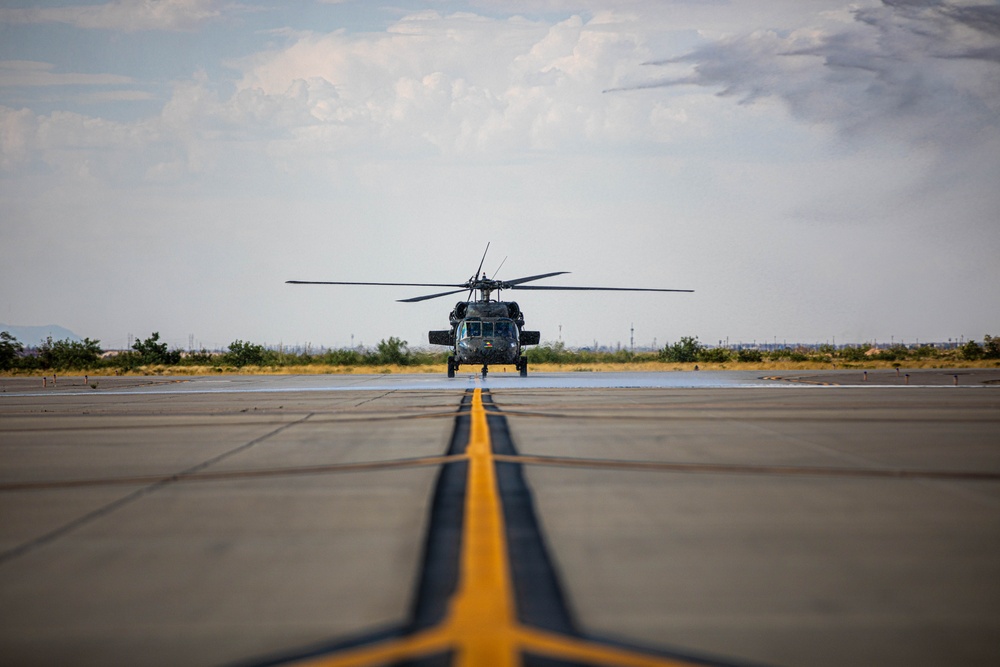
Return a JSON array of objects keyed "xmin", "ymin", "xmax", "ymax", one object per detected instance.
[
  {"xmin": 481, "ymin": 365, "xmax": 488, "ymax": 380},
  {"xmin": 518, "ymin": 356, "xmax": 528, "ymax": 377},
  {"xmin": 447, "ymin": 356, "xmax": 456, "ymax": 378}
]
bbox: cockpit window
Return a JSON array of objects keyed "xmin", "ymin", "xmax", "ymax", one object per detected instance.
[
  {"xmin": 482, "ymin": 322, "xmax": 494, "ymax": 338},
  {"xmin": 467, "ymin": 321, "xmax": 482, "ymax": 338},
  {"xmin": 495, "ymin": 320, "xmax": 514, "ymax": 338}
]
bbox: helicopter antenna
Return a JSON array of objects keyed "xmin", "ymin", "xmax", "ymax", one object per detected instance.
[
  {"xmin": 491, "ymin": 256, "xmax": 507, "ymax": 279},
  {"xmin": 490, "ymin": 255, "xmax": 508, "ymax": 299}
]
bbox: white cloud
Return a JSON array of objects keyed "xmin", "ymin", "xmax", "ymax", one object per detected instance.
[
  {"xmin": 0, "ymin": 60, "xmax": 134, "ymax": 87},
  {"xmin": 216, "ymin": 11, "xmax": 680, "ymax": 157},
  {"xmin": 0, "ymin": 9, "xmax": 745, "ymax": 183},
  {"xmin": 0, "ymin": 0, "xmax": 229, "ymax": 32}
]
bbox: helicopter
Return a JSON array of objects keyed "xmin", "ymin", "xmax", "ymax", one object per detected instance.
[{"xmin": 287, "ymin": 245, "xmax": 692, "ymax": 379}]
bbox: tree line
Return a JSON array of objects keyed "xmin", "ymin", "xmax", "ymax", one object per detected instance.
[
  {"xmin": 0, "ymin": 332, "xmax": 438, "ymax": 372},
  {"xmin": 2, "ymin": 330, "xmax": 997, "ymax": 372},
  {"xmin": 655, "ymin": 335, "xmax": 1000, "ymax": 364}
]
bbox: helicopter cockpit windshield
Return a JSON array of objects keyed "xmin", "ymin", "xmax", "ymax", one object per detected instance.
[
  {"xmin": 494, "ymin": 320, "xmax": 515, "ymax": 338},
  {"xmin": 458, "ymin": 318, "xmax": 516, "ymax": 341}
]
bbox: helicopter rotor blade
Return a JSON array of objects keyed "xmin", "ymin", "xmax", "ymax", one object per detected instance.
[
  {"xmin": 397, "ymin": 288, "xmax": 469, "ymax": 303},
  {"xmin": 501, "ymin": 271, "xmax": 570, "ymax": 287},
  {"xmin": 466, "ymin": 242, "xmax": 491, "ymax": 301},
  {"xmin": 509, "ymin": 285, "xmax": 694, "ymax": 293},
  {"xmin": 287, "ymin": 280, "xmax": 467, "ymax": 288},
  {"xmin": 473, "ymin": 242, "xmax": 490, "ymax": 280}
]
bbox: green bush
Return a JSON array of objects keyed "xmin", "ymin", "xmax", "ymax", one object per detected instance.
[
  {"xmin": 38, "ymin": 336, "xmax": 103, "ymax": 370},
  {"xmin": 372, "ymin": 337, "xmax": 411, "ymax": 365},
  {"xmin": 132, "ymin": 332, "xmax": 181, "ymax": 365},
  {"xmin": 225, "ymin": 340, "xmax": 271, "ymax": 367},
  {"xmin": 983, "ymin": 335, "xmax": 1000, "ymax": 360},
  {"xmin": 875, "ymin": 344, "xmax": 909, "ymax": 362},
  {"xmin": 660, "ymin": 336, "xmax": 701, "ymax": 363},
  {"xmin": 960, "ymin": 340, "xmax": 984, "ymax": 360},
  {"xmin": 698, "ymin": 347, "xmax": 731, "ymax": 363},
  {"xmin": 527, "ymin": 341, "xmax": 571, "ymax": 364},
  {"xmin": 0, "ymin": 332, "xmax": 24, "ymax": 370},
  {"xmin": 736, "ymin": 348, "xmax": 763, "ymax": 363},
  {"xmin": 839, "ymin": 346, "xmax": 868, "ymax": 362},
  {"xmin": 319, "ymin": 348, "xmax": 362, "ymax": 366}
]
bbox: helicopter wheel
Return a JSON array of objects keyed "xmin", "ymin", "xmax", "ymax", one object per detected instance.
[
  {"xmin": 481, "ymin": 365, "xmax": 488, "ymax": 379},
  {"xmin": 519, "ymin": 356, "xmax": 528, "ymax": 377},
  {"xmin": 447, "ymin": 356, "xmax": 456, "ymax": 378}
]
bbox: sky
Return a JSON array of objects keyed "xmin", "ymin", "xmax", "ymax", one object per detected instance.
[{"xmin": 1, "ymin": 0, "xmax": 998, "ymax": 352}]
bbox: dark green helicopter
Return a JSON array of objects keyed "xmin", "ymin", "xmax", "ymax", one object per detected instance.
[{"xmin": 288, "ymin": 245, "xmax": 692, "ymax": 379}]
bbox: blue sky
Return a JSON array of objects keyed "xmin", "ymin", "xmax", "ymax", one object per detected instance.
[{"xmin": 2, "ymin": 0, "xmax": 998, "ymax": 351}]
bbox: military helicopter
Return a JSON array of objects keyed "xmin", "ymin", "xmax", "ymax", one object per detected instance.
[{"xmin": 287, "ymin": 245, "xmax": 692, "ymax": 379}]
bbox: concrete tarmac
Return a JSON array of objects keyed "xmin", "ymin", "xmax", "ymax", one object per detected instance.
[{"xmin": 1, "ymin": 371, "xmax": 998, "ymax": 666}]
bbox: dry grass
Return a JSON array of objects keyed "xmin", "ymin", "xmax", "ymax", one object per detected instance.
[
  {"xmin": 0, "ymin": 358, "xmax": 1000, "ymax": 377},
  {"xmin": 8, "ymin": 358, "xmax": 992, "ymax": 377}
]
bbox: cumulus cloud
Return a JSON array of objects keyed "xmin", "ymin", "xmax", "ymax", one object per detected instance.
[
  {"xmin": 223, "ymin": 12, "xmax": 657, "ymax": 156},
  {"xmin": 0, "ymin": 0, "xmax": 230, "ymax": 32},
  {"xmin": 0, "ymin": 104, "xmax": 165, "ymax": 177},
  {"xmin": 618, "ymin": 0, "xmax": 1000, "ymax": 146}
]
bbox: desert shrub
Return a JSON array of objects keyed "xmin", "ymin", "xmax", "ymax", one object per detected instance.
[
  {"xmin": 371, "ymin": 337, "xmax": 411, "ymax": 365},
  {"xmin": 0, "ymin": 332, "xmax": 23, "ymax": 370},
  {"xmin": 321, "ymin": 348, "xmax": 363, "ymax": 366},
  {"xmin": 983, "ymin": 335, "xmax": 1000, "ymax": 359},
  {"xmin": 225, "ymin": 340, "xmax": 271, "ymax": 367},
  {"xmin": 873, "ymin": 344, "xmax": 908, "ymax": 362},
  {"xmin": 698, "ymin": 347, "xmax": 731, "ymax": 363},
  {"xmin": 37, "ymin": 336, "xmax": 103, "ymax": 370},
  {"xmin": 960, "ymin": 340, "xmax": 984, "ymax": 360},
  {"xmin": 660, "ymin": 336, "xmax": 701, "ymax": 363},
  {"xmin": 839, "ymin": 346, "xmax": 868, "ymax": 362},
  {"xmin": 736, "ymin": 348, "xmax": 763, "ymax": 363},
  {"xmin": 132, "ymin": 332, "xmax": 181, "ymax": 365},
  {"xmin": 527, "ymin": 341, "xmax": 571, "ymax": 364}
]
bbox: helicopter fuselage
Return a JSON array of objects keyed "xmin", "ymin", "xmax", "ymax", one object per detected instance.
[{"xmin": 428, "ymin": 300, "xmax": 539, "ymax": 377}]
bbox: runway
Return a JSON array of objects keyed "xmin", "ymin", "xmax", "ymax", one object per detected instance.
[{"xmin": 1, "ymin": 372, "xmax": 998, "ymax": 666}]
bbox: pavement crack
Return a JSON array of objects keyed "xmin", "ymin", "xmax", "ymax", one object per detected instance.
[{"xmin": 0, "ymin": 413, "xmax": 314, "ymax": 566}]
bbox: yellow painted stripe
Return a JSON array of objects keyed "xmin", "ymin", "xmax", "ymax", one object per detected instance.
[
  {"xmin": 438, "ymin": 388, "xmax": 518, "ymax": 667},
  {"xmin": 287, "ymin": 627, "xmax": 446, "ymax": 667},
  {"xmin": 517, "ymin": 626, "xmax": 705, "ymax": 667},
  {"xmin": 292, "ymin": 388, "xmax": 517, "ymax": 667}
]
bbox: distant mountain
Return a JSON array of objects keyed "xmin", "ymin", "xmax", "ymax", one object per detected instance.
[{"xmin": 0, "ymin": 324, "xmax": 84, "ymax": 347}]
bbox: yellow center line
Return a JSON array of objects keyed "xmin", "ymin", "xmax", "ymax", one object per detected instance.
[
  {"xmin": 516, "ymin": 626, "xmax": 704, "ymax": 667},
  {"xmin": 439, "ymin": 388, "xmax": 518, "ymax": 667},
  {"xmin": 290, "ymin": 388, "xmax": 710, "ymax": 667},
  {"xmin": 290, "ymin": 387, "xmax": 515, "ymax": 667}
]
